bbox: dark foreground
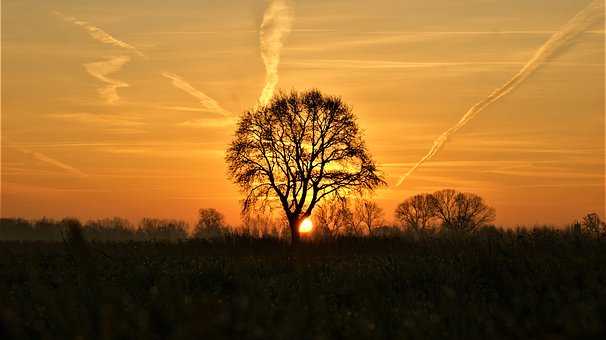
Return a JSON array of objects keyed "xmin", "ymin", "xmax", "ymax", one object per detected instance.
[{"xmin": 1, "ymin": 230, "xmax": 605, "ymax": 340}]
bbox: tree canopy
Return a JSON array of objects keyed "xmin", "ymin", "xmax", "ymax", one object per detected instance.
[{"xmin": 226, "ymin": 89, "xmax": 384, "ymax": 243}]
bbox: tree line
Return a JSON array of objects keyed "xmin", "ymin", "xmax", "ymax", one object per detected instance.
[{"xmin": 2, "ymin": 190, "xmax": 604, "ymax": 241}]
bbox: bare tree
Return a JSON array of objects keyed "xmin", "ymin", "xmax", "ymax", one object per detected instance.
[
  {"xmin": 193, "ymin": 208, "xmax": 226, "ymax": 239},
  {"xmin": 314, "ymin": 197, "xmax": 362, "ymax": 237},
  {"xmin": 582, "ymin": 212, "xmax": 605, "ymax": 238},
  {"xmin": 429, "ymin": 189, "xmax": 495, "ymax": 232},
  {"xmin": 395, "ymin": 194, "xmax": 436, "ymax": 232},
  {"xmin": 226, "ymin": 89, "xmax": 384, "ymax": 243},
  {"xmin": 356, "ymin": 199, "xmax": 385, "ymax": 234}
]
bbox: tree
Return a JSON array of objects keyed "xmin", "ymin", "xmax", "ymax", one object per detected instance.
[
  {"xmin": 582, "ymin": 212, "xmax": 605, "ymax": 238},
  {"xmin": 356, "ymin": 199, "xmax": 385, "ymax": 234},
  {"xmin": 226, "ymin": 89, "xmax": 384, "ymax": 243},
  {"xmin": 314, "ymin": 197, "xmax": 348, "ymax": 237},
  {"xmin": 395, "ymin": 194, "xmax": 436, "ymax": 232},
  {"xmin": 429, "ymin": 189, "xmax": 495, "ymax": 232},
  {"xmin": 193, "ymin": 208, "xmax": 227, "ymax": 239},
  {"xmin": 137, "ymin": 218, "xmax": 188, "ymax": 242}
]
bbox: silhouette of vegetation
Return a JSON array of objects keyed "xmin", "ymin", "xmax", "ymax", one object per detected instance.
[
  {"xmin": 395, "ymin": 194, "xmax": 436, "ymax": 232},
  {"xmin": 356, "ymin": 199, "xmax": 385, "ymax": 234},
  {"xmin": 396, "ymin": 189, "xmax": 496, "ymax": 233},
  {"xmin": 226, "ymin": 89, "xmax": 384, "ymax": 243},
  {"xmin": 1, "ymin": 221, "xmax": 605, "ymax": 339},
  {"xmin": 0, "ymin": 217, "xmax": 188, "ymax": 242},
  {"xmin": 193, "ymin": 208, "xmax": 228, "ymax": 239},
  {"xmin": 582, "ymin": 212, "xmax": 606, "ymax": 238}
]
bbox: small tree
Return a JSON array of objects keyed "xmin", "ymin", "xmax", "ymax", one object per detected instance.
[
  {"xmin": 582, "ymin": 212, "xmax": 605, "ymax": 238},
  {"xmin": 429, "ymin": 189, "xmax": 495, "ymax": 232},
  {"xmin": 226, "ymin": 89, "xmax": 384, "ymax": 244},
  {"xmin": 395, "ymin": 194, "xmax": 436, "ymax": 232},
  {"xmin": 314, "ymin": 196, "xmax": 352, "ymax": 237},
  {"xmin": 193, "ymin": 208, "xmax": 227, "ymax": 239},
  {"xmin": 356, "ymin": 199, "xmax": 385, "ymax": 234}
]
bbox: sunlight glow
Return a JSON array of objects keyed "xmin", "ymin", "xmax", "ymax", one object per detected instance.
[{"xmin": 299, "ymin": 218, "xmax": 313, "ymax": 234}]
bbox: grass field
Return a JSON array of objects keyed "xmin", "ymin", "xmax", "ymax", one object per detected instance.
[{"xmin": 1, "ymin": 228, "xmax": 605, "ymax": 339}]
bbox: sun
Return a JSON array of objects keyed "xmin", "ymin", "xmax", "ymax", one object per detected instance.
[{"xmin": 299, "ymin": 218, "xmax": 313, "ymax": 234}]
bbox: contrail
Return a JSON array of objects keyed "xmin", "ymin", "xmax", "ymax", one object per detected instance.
[
  {"xmin": 53, "ymin": 11, "xmax": 143, "ymax": 105},
  {"xmin": 84, "ymin": 56, "xmax": 131, "ymax": 104},
  {"xmin": 395, "ymin": 0, "xmax": 604, "ymax": 187},
  {"xmin": 162, "ymin": 72, "xmax": 231, "ymax": 117},
  {"xmin": 53, "ymin": 11, "xmax": 144, "ymax": 57},
  {"xmin": 258, "ymin": 0, "xmax": 294, "ymax": 105},
  {"xmin": 52, "ymin": 11, "xmax": 231, "ymax": 125},
  {"xmin": 18, "ymin": 148, "xmax": 87, "ymax": 177}
]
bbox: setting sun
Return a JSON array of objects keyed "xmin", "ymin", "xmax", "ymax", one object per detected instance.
[{"xmin": 299, "ymin": 218, "xmax": 313, "ymax": 234}]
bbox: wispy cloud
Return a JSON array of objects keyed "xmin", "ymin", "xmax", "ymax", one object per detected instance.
[
  {"xmin": 258, "ymin": 0, "xmax": 294, "ymax": 105},
  {"xmin": 396, "ymin": 0, "xmax": 605, "ymax": 187},
  {"xmin": 84, "ymin": 56, "xmax": 131, "ymax": 104},
  {"xmin": 161, "ymin": 72, "xmax": 231, "ymax": 116},
  {"xmin": 17, "ymin": 148, "xmax": 87, "ymax": 177},
  {"xmin": 52, "ymin": 11, "xmax": 145, "ymax": 105},
  {"xmin": 52, "ymin": 11, "xmax": 144, "ymax": 57}
]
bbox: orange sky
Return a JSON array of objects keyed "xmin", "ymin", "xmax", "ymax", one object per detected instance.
[{"xmin": 1, "ymin": 0, "xmax": 604, "ymax": 227}]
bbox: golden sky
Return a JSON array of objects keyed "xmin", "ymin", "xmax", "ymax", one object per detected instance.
[{"xmin": 1, "ymin": 0, "xmax": 604, "ymax": 226}]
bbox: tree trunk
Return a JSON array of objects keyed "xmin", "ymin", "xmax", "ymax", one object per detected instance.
[{"xmin": 288, "ymin": 216, "xmax": 301, "ymax": 245}]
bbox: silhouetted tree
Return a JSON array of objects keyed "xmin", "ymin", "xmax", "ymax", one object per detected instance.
[
  {"xmin": 226, "ymin": 89, "xmax": 384, "ymax": 243},
  {"xmin": 137, "ymin": 218, "xmax": 188, "ymax": 242},
  {"xmin": 395, "ymin": 194, "xmax": 436, "ymax": 232},
  {"xmin": 240, "ymin": 212, "xmax": 285, "ymax": 238},
  {"xmin": 193, "ymin": 208, "xmax": 227, "ymax": 239},
  {"xmin": 429, "ymin": 189, "xmax": 495, "ymax": 232},
  {"xmin": 84, "ymin": 217, "xmax": 135, "ymax": 241},
  {"xmin": 582, "ymin": 212, "xmax": 605, "ymax": 238},
  {"xmin": 314, "ymin": 196, "xmax": 351, "ymax": 237},
  {"xmin": 355, "ymin": 199, "xmax": 385, "ymax": 234}
]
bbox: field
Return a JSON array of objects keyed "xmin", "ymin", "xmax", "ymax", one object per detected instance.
[{"xmin": 1, "ymin": 229, "xmax": 605, "ymax": 340}]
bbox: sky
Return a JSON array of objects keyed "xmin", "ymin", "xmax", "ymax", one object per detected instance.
[{"xmin": 1, "ymin": 0, "xmax": 604, "ymax": 227}]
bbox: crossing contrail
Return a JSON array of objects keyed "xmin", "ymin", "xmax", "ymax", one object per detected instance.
[
  {"xmin": 258, "ymin": 0, "xmax": 294, "ymax": 105},
  {"xmin": 396, "ymin": 0, "xmax": 605, "ymax": 187}
]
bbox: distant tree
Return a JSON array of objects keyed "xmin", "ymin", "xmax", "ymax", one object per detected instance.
[
  {"xmin": 0, "ymin": 218, "xmax": 34, "ymax": 241},
  {"xmin": 137, "ymin": 218, "xmax": 188, "ymax": 242},
  {"xmin": 226, "ymin": 89, "xmax": 384, "ymax": 243},
  {"xmin": 193, "ymin": 208, "xmax": 227, "ymax": 239},
  {"xmin": 582, "ymin": 212, "xmax": 605, "ymax": 237},
  {"xmin": 314, "ymin": 197, "xmax": 350, "ymax": 237},
  {"xmin": 241, "ymin": 212, "xmax": 286, "ymax": 238},
  {"xmin": 34, "ymin": 218, "xmax": 63, "ymax": 241},
  {"xmin": 429, "ymin": 189, "xmax": 495, "ymax": 232},
  {"xmin": 84, "ymin": 217, "xmax": 135, "ymax": 241},
  {"xmin": 355, "ymin": 199, "xmax": 385, "ymax": 234},
  {"xmin": 395, "ymin": 194, "xmax": 436, "ymax": 232}
]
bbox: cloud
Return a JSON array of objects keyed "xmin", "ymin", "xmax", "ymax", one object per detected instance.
[
  {"xmin": 84, "ymin": 56, "xmax": 131, "ymax": 104},
  {"xmin": 52, "ymin": 11, "xmax": 144, "ymax": 57},
  {"xmin": 162, "ymin": 72, "xmax": 230, "ymax": 116},
  {"xmin": 258, "ymin": 0, "xmax": 294, "ymax": 105},
  {"xmin": 17, "ymin": 148, "xmax": 87, "ymax": 177},
  {"xmin": 395, "ymin": 0, "xmax": 605, "ymax": 187}
]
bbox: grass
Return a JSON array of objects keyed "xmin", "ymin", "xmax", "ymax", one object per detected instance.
[{"xmin": 1, "ymin": 228, "xmax": 605, "ymax": 339}]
